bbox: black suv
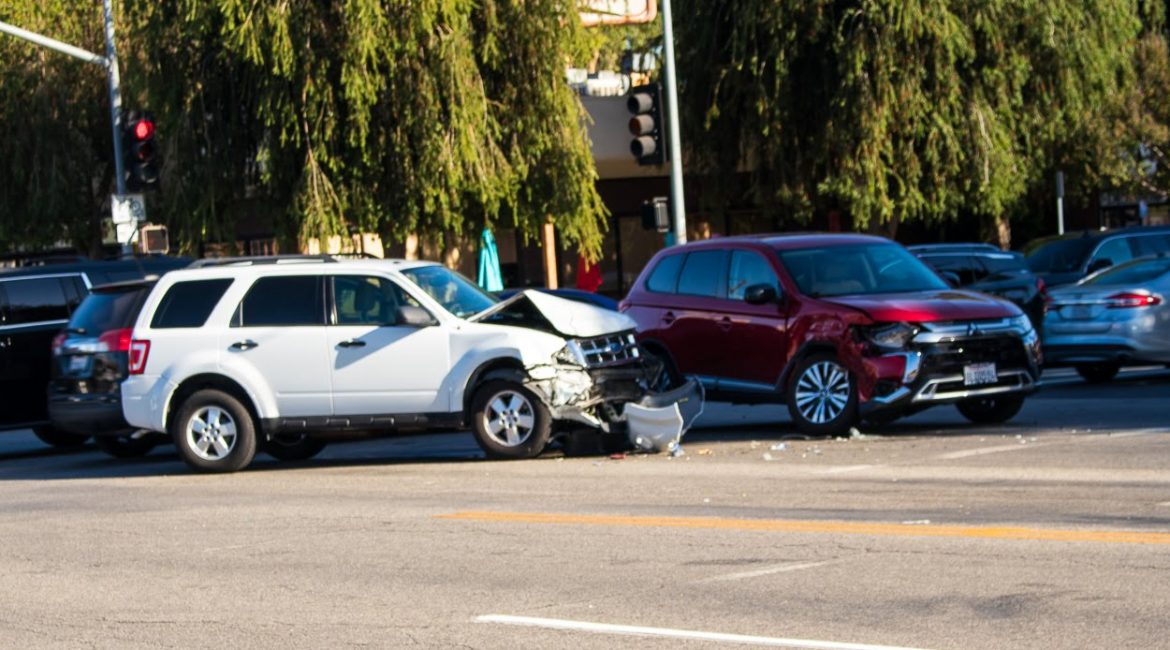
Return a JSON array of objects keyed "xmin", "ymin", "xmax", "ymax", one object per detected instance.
[
  {"xmin": 0, "ymin": 257, "xmax": 189, "ymax": 446},
  {"xmin": 913, "ymin": 248, "xmax": 1046, "ymax": 329},
  {"xmin": 1026, "ymin": 226, "xmax": 1170, "ymax": 288}
]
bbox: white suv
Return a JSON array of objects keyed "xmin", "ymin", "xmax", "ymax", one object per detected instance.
[{"xmin": 120, "ymin": 256, "xmax": 699, "ymax": 472}]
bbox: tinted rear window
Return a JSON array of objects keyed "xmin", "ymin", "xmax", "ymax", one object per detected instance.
[
  {"xmin": 151, "ymin": 279, "xmax": 234, "ymax": 328},
  {"xmin": 234, "ymin": 276, "xmax": 324, "ymax": 327},
  {"xmin": 1027, "ymin": 238, "xmax": 1094, "ymax": 273},
  {"xmin": 677, "ymin": 250, "xmax": 727, "ymax": 298},
  {"xmin": 979, "ymin": 254, "xmax": 1027, "ymax": 275},
  {"xmin": 645, "ymin": 254, "xmax": 684, "ymax": 293},
  {"xmin": 1081, "ymin": 257, "xmax": 1170, "ymax": 286},
  {"xmin": 0, "ymin": 277, "xmax": 71, "ymax": 325},
  {"xmin": 69, "ymin": 287, "xmax": 149, "ymax": 334}
]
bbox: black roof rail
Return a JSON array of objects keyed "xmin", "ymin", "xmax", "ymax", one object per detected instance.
[{"xmin": 187, "ymin": 255, "xmax": 340, "ymax": 268}]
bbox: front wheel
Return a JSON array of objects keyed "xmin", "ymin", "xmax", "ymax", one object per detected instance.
[
  {"xmin": 470, "ymin": 379, "xmax": 551, "ymax": 459},
  {"xmin": 786, "ymin": 353, "xmax": 858, "ymax": 437},
  {"xmin": 94, "ymin": 433, "xmax": 161, "ymax": 458},
  {"xmin": 169, "ymin": 389, "xmax": 257, "ymax": 473},
  {"xmin": 32, "ymin": 426, "xmax": 89, "ymax": 448},
  {"xmin": 956, "ymin": 395, "xmax": 1026, "ymax": 424}
]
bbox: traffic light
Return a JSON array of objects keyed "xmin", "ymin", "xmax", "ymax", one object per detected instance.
[
  {"xmin": 627, "ymin": 83, "xmax": 665, "ymax": 166},
  {"xmin": 641, "ymin": 197, "xmax": 669, "ymax": 232},
  {"xmin": 123, "ymin": 111, "xmax": 159, "ymax": 191}
]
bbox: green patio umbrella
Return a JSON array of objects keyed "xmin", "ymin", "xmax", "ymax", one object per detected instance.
[{"xmin": 477, "ymin": 227, "xmax": 504, "ymax": 291}]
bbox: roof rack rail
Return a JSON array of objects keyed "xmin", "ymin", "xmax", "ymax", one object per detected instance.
[{"xmin": 187, "ymin": 254, "xmax": 340, "ymax": 268}]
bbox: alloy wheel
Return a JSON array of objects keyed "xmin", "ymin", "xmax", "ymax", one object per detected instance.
[
  {"xmin": 481, "ymin": 390, "xmax": 536, "ymax": 447},
  {"xmin": 185, "ymin": 406, "xmax": 238, "ymax": 461},
  {"xmin": 794, "ymin": 360, "xmax": 851, "ymax": 425}
]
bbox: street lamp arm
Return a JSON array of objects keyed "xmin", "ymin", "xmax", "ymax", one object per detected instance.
[{"xmin": 0, "ymin": 20, "xmax": 108, "ymax": 67}]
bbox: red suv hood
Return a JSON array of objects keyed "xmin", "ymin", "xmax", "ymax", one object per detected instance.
[{"xmin": 822, "ymin": 289, "xmax": 1019, "ymax": 323}]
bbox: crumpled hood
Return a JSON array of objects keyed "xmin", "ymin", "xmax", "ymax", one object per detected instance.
[
  {"xmin": 822, "ymin": 289, "xmax": 1021, "ymax": 323},
  {"xmin": 471, "ymin": 290, "xmax": 636, "ymax": 337}
]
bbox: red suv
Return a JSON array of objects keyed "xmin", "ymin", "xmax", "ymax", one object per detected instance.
[{"xmin": 620, "ymin": 234, "xmax": 1041, "ymax": 435}]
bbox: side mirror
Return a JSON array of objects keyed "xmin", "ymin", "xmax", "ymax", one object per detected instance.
[
  {"xmin": 743, "ymin": 283, "xmax": 780, "ymax": 305},
  {"xmin": 940, "ymin": 271, "xmax": 961, "ymax": 287},
  {"xmin": 396, "ymin": 305, "xmax": 435, "ymax": 327},
  {"xmin": 1086, "ymin": 258, "xmax": 1112, "ymax": 274}
]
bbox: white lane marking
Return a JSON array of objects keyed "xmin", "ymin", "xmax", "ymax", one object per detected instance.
[
  {"xmin": 936, "ymin": 443, "xmax": 1041, "ymax": 460},
  {"xmin": 700, "ymin": 559, "xmax": 841, "ymax": 583},
  {"xmin": 477, "ymin": 615, "xmax": 933, "ymax": 650},
  {"xmin": 817, "ymin": 465, "xmax": 877, "ymax": 474}
]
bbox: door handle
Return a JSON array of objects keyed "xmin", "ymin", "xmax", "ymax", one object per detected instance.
[
  {"xmin": 230, "ymin": 340, "xmax": 258, "ymax": 351},
  {"xmin": 337, "ymin": 339, "xmax": 366, "ymax": 348},
  {"xmin": 661, "ymin": 311, "xmax": 676, "ymax": 326},
  {"xmin": 717, "ymin": 316, "xmax": 733, "ymax": 331}
]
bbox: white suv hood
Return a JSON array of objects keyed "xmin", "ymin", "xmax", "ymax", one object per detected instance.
[{"xmin": 470, "ymin": 290, "xmax": 635, "ymax": 337}]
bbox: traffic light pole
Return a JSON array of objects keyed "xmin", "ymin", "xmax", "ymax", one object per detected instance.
[
  {"xmin": 660, "ymin": 0, "xmax": 687, "ymax": 245},
  {"xmin": 103, "ymin": 0, "xmax": 127, "ymax": 197}
]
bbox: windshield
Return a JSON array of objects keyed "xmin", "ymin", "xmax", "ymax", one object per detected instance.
[
  {"xmin": 1027, "ymin": 238, "xmax": 1094, "ymax": 274},
  {"xmin": 776, "ymin": 243, "xmax": 948, "ymax": 297},
  {"xmin": 400, "ymin": 265, "xmax": 498, "ymax": 318},
  {"xmin": 67, "ymin": 287, "xmax": 148, "ymax": 335},
  {"xmin": 1080, "ymin": 257, "xmax": 1170, "ymax": 286}
]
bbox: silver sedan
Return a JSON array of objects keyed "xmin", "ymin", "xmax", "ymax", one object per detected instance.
[{"xmin": 1043, "ymin": 255, "xmax": 1170, "ymax": 382}]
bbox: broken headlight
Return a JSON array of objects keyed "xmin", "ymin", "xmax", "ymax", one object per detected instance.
[
  {"xmin": 863, "ymin": 322, "xmax": 918, "ymax": 351},
  {"xmin": 555, "ymin": 340, "xmax": 588, "ymax": 366}
]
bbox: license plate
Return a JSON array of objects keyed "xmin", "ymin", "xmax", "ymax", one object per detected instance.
[
  {"xmin": 963, "ymin": 362, "xmax": 997, "ymax": 386},
  {"xmin": 68, "ymin": 355, "xmax": 88, "ymax": 372},
  {"xmin": 1064, "ymin": 305, "xmax": 1093, "ymax": 320}
]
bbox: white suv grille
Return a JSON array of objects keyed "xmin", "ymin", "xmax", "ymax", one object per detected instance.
[{"xmin": 574, "ymin": 332, "xmax": 640, "ymax": 367}]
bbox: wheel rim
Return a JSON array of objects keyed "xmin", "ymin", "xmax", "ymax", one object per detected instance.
[
  {"xmin": 185, "ymin": 406, "xmax": 238, "ymax": 461},
  {"xmin": 481, "ymin": 390, "xmax": 536, "ymax": 447},
  {"xmin": 795, "ymin": 361, "xmax": 851, "ymax": 424}
]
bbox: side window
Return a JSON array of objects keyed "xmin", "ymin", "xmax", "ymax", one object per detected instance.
[
  {"xmin": 1092, "ymin": 238, "xmax": 1135, "ymax": 266},
  {"xmin": 62, "ymin": 276, "xmax": 87, "ymax": 312},
  {"xmin": 921, "ymin": 255, "xmax": 980, "ymax": 285},
  {"xmin": 233, "ymin": 275, "xmax": 324, "ymax": 327},
  {"xmin": 332, "ymin": 276, "xmax": 423, "ymax": 326},
  {"xmin": 151, "ymin": 279, "xmax": 235, "ymax": 328},
  {"xmin": 1133, "ymin": 234, "xmax": 1170, "ymax": 257},
  {"xmin": 645, "ymin": 254, "xmax": 684, "ymax": 293},
  {"xmin": 677, "ymin": 250, "xmax": 728, "ymax": 298},
  {"xmin": 1, "ymin": 277, "xmax": 70, "ymax": 325},
  {"xmin": 727, "ymin": 251, "xmax": 780, "ymax": 300}
]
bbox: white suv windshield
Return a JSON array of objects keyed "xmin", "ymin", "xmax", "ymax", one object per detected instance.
[{"xmin": 401, "ymin": 266, "xmax": 498, "ymax": 318}]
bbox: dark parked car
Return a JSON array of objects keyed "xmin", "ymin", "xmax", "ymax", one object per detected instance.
[
  {"xmin": 1026, "ymin": 226, "xmax": 1170, "ymax": 288},
  {"xmin": 621, "ymin": 234, "xmax": 1041, "ymax": 435},
  {"xmin": 914, "ymin": 249, "xmax": 1046, "ymax": 329},
  {"xmin": 48, "ymin": 278, "xmax": 169, "ymax": 457},
  {"xmin": 496, "ymin": 288, "xmax": 619, "ymax": 311},
  {"xmin": 0, "ymin": 257, "xmax": 189, "ymax": 446}
]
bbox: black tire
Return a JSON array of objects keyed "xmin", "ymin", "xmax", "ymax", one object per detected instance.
[
  {"xmin": 1075, "ymin": 364, "xmax": 1120, "ymax": 384},
  {"xmin": 785, "ymin": 352, "xmax": 859, "ymax": 437},
  {"xmin": 264, "ymin": 434, "xmax": 327, "ymax": 461},
  {"xmin": 956, "ymin": 395, "xmax": 1026, "ymax": 424},
  {"xmin": 32, "ymin": 425, "xmax": 89, "ymax": 448},
  {"xmin": 645, "ymin": 346, "xmax": 683, "ymax": 392},
  {"xmin": 94, "ymin": 433, "xmax": 161, "ymax": 458},
  {"xmin": 169, "ymin": 389, "xmax": 257, "ymax": 473},
  {"xmin": 470, "ymin": 379, "xmax": 552, "ymax": 459}
]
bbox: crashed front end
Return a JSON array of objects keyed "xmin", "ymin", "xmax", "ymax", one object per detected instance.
[{"xmin": 523, "ymin": 331, "xmax": 703, "ymax": 452}]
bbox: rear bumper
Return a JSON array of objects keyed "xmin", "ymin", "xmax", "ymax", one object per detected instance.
[{"xmin": 48, "ymin": 393, "xmax": 131, "ymax": 436}]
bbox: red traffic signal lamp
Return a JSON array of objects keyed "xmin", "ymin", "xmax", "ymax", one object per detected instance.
[
  {"xmin": 627, "ymin": 83, "xmax": 666, "ymax": 166},
  {"xmin": 123, "ymin": 111, "xmax": 159, "ymax": 191}
]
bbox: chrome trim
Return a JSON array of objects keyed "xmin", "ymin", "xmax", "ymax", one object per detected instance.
[
  {"xmin": 0, "ymin": 318, "xmax": 69, "ymax": 333},
  {"xmin": 895, "ymin": 351, "xmax": 922, "ymax": 383},
  {"xmin": 571, "ymin": 331, "xmax": 640, "ymax": 368},
  {"xmin": 911, "ymin": 369, "xmax": 1034, "ymax": 402},
  {"xmin": 912, "ymin": 317, "xmax": 1032, "ymax": 344},
  {"xmin": 869, "ymin": 386, "xmax": 911, "ymax": 406}
]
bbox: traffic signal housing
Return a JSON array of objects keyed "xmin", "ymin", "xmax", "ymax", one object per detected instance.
[
  {"xmin": 627, "ymin": 83, "xmax": 665, "ymax": 166},
  {"xmin": 123, "ymin": 111, "xmax": 159, "ymax": 191}
]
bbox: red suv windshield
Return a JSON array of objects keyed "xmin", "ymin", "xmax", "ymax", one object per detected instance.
[{"xmin": 775, "ymin": 242, "xmax": 947, "ymax": 297}]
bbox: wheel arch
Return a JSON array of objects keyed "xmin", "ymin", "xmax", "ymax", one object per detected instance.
[
  {"xmin": 777, "ymin": 340, "xmax": 840, "ymax": 393},
  {"xmin": 461, "ymin": 357, "xmax": 527, "ymax": 416},
  {"xmin": 167, "ymin": 374, "xmax": 262, "ymax": 435}
]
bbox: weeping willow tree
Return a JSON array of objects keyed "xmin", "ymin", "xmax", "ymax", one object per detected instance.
[
  {"xmin": 0, "ymin": 1, "xmax": 608, "ymax": 257},
  {"xmin": 676, "ymin": 0, "xmax": 1151, "ymax": 246}
]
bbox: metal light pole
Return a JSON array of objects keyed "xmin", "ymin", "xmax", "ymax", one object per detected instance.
[
  {"xmin": 660, "ymin": 0, "xmax": 687, "ymax": 244},
  {"xmin": 103, "ymin": 0, "xmax": 126, "ymax": 196}
]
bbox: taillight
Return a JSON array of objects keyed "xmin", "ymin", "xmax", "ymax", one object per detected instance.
[
  {"xmin": 128, "ymin": 339, "xmax": 151, "ymax": 375},
  {"xmin": 1105, "ymin": 292, "xmax": 1162, "ymax": 308},
  {"xmin": 97, "ymin": 327, "xmax": 134, "ymax": 352}
]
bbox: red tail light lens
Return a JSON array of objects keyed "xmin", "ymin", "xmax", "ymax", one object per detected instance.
[
  {"xmin": 97, "ymin": 328, "xmax": 134, "ymax": 352},
  {"xmin": 128, "ymin": 340, "xmax": 151, "ymax": 375},
  {"xmin": 1105, "ymin": 292, "xmax": 1162, "ymax": 308}
]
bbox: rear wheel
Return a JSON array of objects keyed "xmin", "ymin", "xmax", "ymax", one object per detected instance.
[
  {"xmin": 470, "ymin": 379, "xmax": 551, "ymax": 459},
  {"xmin": 1075, "ymin": 363, "xmax": 1119, "ymax": 384},
  {"xmin": 956, "ymin": 395, "xmax": 1026, "ymax": 424},
  {"xmin": 170, "ymin": 389, "xmax": 257, "ymax": 473},
  {"xmin": 94, "ymin": 433, "xmax": 161, "ymax": 458},
  {"xmin": 786, "ymin": 353, "xmax": 858, "ymax": 437},
  {"xmin": 32, "ymin": 426, "xmax": 89, "ymax": 448},
  {"xmin": 264, "ymin": 434, "xmax": 327, "ymax": 461}
]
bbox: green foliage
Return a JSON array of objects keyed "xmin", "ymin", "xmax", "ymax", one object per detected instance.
[
  {"xmin": 0, "ymin": 1, "xmax": 608, "ymax": 257},
  {"xmin": 677, "ymin": 0, "xmax": 1151, "ymax": 242}
]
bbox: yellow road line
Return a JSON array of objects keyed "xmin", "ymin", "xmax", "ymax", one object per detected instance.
[{"xmin": 437, "ymin": 511, "xmax": 1170, "ymax": 546}]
